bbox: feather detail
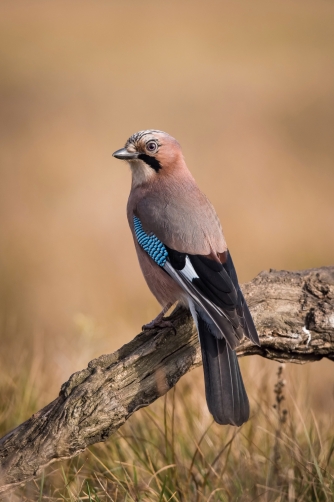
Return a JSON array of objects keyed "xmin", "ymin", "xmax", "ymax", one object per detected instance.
[
  {"xmin": 164, "ymin": 259, "xmax": 241, "ymax": 350},
  {"xmin": 133, "ymin": 216, "xmax": 168, "ymax": 267}
]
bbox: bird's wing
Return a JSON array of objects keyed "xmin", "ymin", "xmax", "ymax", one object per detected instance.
[
  {"xmin": 165, "ymin": 249, "xmax": 260, "ymax": 349},
  {"xmin": 132, "ymin": 214, "xmax": 260, "ymax": 350}
]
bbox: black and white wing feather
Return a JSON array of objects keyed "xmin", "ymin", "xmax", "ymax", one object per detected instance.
[{"xmin": 164, "ymin": 248, "xmax": 260, "ymax": 349}]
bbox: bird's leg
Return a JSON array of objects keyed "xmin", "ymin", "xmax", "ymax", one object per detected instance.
[{"xmin": 142, "ymin": 302, "xmax": 174, "ymax": 330}]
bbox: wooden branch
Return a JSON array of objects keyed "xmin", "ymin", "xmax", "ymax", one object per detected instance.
[{"xmin": 0, "ymin": 266, "xmax": 333, "ymax": 493}]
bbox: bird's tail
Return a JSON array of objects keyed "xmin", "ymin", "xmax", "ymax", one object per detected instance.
[{"xmin": 196, "ymin": 309, "xmax": 249, "ymax": 426}]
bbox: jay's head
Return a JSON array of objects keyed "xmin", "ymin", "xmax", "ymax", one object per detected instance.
[{"xmin": 113, "ymin": 130, "xmax": 185, "ymax": 187}]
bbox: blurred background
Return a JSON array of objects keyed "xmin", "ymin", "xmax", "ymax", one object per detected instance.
[{"xmin": 0, "ymin": 0, "xmax": 334, "ymax": 436}]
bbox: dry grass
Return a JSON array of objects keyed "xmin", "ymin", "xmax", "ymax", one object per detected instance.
[
  {"xmin": 1, "ymin": 361, "xmax": 334, "ymax": 501},
  {"xmin": 1, "ymin": 0, "xmax": 334, "ymax": 500}
]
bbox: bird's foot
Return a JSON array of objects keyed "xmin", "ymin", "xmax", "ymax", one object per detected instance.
[{"xmin": 142, "ymin": 303, "xmax": 175, "ymax": 331}]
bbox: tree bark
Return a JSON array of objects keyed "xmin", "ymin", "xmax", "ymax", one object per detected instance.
[{"xmin": 0, "ymin": 266, "xmax": 333, "ymax": 494}]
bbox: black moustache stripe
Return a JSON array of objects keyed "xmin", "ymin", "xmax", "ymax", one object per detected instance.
[{"xmin": 138, "ymin": 154, "xmax": 162, "ymax": 172}]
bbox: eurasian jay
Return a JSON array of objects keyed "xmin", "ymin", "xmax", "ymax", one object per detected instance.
[{"xmin": 113, "ymin": 130, "xmax": 260, "ymax": 426}]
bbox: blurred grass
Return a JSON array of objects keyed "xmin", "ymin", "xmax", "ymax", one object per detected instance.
[
  {"xmin": 2, "ymin": 363, "xmax": 334, "ymax": 501},
  {"xmin": 0, "ymin": 0, "xmax": 334, "ymax": 499}
]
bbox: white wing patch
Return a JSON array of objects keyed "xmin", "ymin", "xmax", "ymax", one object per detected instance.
[
  {"xmin": 181, "ymin": 256, "xmax": 199, "ymax": 282},
  {"xmin": 164, "ymin": 258, "xmax": 240, "ymax": 349},
  {"xmin": 164, "ymin": 260, "xmax": 227, "ymax": 322}
]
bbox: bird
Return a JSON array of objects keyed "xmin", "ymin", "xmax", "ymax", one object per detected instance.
[{"xmin": 113, "ymin": 130, "xmax": 260, "ymax": 426}]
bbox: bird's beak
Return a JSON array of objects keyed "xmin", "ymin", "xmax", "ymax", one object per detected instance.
[{"xmin": 112, "ymin": 148, "xmax": 139, "ymax": 160}]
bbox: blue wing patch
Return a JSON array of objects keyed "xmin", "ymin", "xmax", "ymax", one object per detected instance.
[{"xmin": 133, "ymin": 216, "xmax": 168, "ymax": 267}]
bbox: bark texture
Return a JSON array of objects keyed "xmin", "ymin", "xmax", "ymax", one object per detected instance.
[{"xmin": 0, "ymin": 266, "xmax": 333, "ymax": 494}]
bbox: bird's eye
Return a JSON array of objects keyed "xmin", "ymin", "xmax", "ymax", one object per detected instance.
[{"xmin": 146, "ymin": 141, "xmax": 158, "ymax": 154}]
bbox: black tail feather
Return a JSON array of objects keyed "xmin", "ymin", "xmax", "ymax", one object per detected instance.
[{"xmin": 197, "ymin": 312, "xmax": 249, "ymax": 426}]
